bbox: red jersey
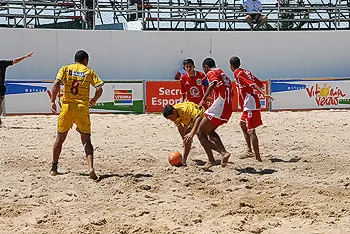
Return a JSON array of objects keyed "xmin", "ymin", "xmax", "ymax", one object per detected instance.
[
  {"xmin": 205, "ymin": 68, "xmax": 233, "ymax": 121},
  {"xmin": 234, "ymin": 68, "xmax": 263, "ymax": 111},
  {"xmin": 180, "ymin": 71, "xmax": 208, "ymax": 105}
]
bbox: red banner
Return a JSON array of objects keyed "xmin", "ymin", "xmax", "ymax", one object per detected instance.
[{"xmin": 146, "ymin": 81, "xmax": 182, "ymax": 112}]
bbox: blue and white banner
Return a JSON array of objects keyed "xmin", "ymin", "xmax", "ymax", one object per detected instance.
[
  {"xmin": 271, "ymin": 79, "xmax": 350, "ymax": 110},
  {"xmin": 4, "ymin": 81, "xmax": 54, "ymax": 114},
  {"xmin": 3, "ymin": 80, "xmax": 145, "ymax": 114}
]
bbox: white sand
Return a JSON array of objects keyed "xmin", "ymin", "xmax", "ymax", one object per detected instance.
[{"xmin": 0, "ymin": 111, "xmax": 350, "ymax": 234}]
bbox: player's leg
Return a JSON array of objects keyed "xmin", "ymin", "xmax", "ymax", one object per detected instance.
[
  {"xmin": 197, "ymin": 117, "xmax": 218, "ymax": 168},
  {"xmin": 0, "ymin": 97, "xmax": 3, "ymax": 126},
  {"xmin": 248, "ymin": 129, "xmax": 261, "ymax": 162},
  {"xmin": 51, "ymin": 104, "xmax": 72, "ymax": 176},
  {"xmin": 51, "ymin": 132, "xmax": 68, "ymax": 175},
  {"xmin": 0, "ymin": 85, "xmax": 6, "ymax": 126},
  {"xmin": 80, "ymin": 133, "xmax": 97, "ymax": 180},
  {"xmin": 75, "ymin": 104, "xmax": 98, "ymax": 180},
  {"xmin": 208, "ymin": 130, "xmax": 231, "ymax": 167},
  {"xmin": 247, "ymin": 110, "xmax": 263, "ymax": 162},
  {"xmin": 240, "ymin": 111, "xmax": 253, "ymax": 153}
]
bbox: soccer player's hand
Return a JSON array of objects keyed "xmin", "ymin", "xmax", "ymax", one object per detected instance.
[
  {"xmin": 89, "ymin": 99, "xmax": 96, "ymax": 107},
  {"xmin": 50, "ymin": 101, "xmax": 57, "ymax": 113},
  {"xmin": 183, "ymin": 133, "xmax": 194, "ymax": 145},
  {"xmin": 265, "ymin": 94, "xmax": 275, "ymax": 101},
  {"xmin": 25, "ymin": 52, "xmax": 34, "ymax": 58}
]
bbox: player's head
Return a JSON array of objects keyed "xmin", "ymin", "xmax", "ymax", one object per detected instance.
[
  {"xmin": 74, "ymin": 50, "xmax": 89, "ymax": 66},
  {"xmin": 183, "ymin": 58, "xmax": 195, "ymax": 74},
  {"xmin": 163, "ymin": 105, "xmax": 179, "ymax": 121},
  {"xmin": 202, "ymin": 58, "xmax": 216, "ymax": 74},
  {"xmin": 229, "ymin": 56, "xmax": 241, "ymax": 72}
]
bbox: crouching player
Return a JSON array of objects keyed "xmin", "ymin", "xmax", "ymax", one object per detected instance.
[{"xmin": 163, "ymin": 102, "xmax": 205, "ymax": 166}]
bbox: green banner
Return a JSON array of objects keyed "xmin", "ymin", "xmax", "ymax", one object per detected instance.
[{"xmin": 89, "ymin": 81, "xmax": 144, "ymax": 114}]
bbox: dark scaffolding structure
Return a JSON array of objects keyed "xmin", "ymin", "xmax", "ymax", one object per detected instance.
[{"xmin": 0, "ymin": 0, "xmax": 349, "ymax": 30}]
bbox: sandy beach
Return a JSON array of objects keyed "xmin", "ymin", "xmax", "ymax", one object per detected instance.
[{"xmin": 0, "ymin": 110, "xmax": 350, "ymax": 234}]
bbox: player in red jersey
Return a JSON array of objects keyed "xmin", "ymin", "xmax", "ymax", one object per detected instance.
[
  {"xmin": 197, "ymin": 58, "xmax": 233, "ymax": 169},
  {"xmin": 180, "ymin": 58, "xmax": 212, "ymax": 109},
  {"xmin": 229, "ymin": 56, "xmax": 274, "ymax": 162}
]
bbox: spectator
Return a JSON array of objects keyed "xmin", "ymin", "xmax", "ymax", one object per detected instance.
[{"xmin": 242, "ymin": 0, "xmax": 268, "ymax": 30}]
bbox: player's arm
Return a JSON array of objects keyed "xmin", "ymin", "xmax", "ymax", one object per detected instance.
[
  {"xmin": 252, "ymin": 84, "xmax": 274, "ymax": 100},
  {"xmin": 50, "ymin": 80, "xmax": 61, "ymax": 113},
  {"xmin": 90, "ymin": 71, "xmax": 104, "ymax": 107},
  {"xmin": 13, "ymin": 52, "xmax": 34, "ymax": 65},
  {"xmin": 182, "ymin": 114, "xmax": 203, "ymax": 165},
  {"xmin": 199, "ymin": 81, "xmax": 217, "ymax": 107},
  {"xmin": 185, "ymin": 115, "xmax": 202, "ymax": 142},
  {"xmin": 177, "ymin": 124, "xmax": 186, "ymax": 139},
  {"xmin": 90, "ymin": 84, "xmax": 103, "ymax": 107}
]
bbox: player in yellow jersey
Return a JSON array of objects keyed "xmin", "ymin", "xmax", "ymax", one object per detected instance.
[
  {"xmin": 49, "ymin": 50, "xmax": 104, "ymax": 180},
  {"xmin": 163, "ymin": 101, "xmax": 219, "ymax": 166}
]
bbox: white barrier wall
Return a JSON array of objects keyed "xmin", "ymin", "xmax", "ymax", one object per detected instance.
[{"xmin": 0, "ymin": 28, "xmax": 349, "ymax": 81}]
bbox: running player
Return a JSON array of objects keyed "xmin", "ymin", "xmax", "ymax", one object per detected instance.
[
  {"xmin": 198, "ymin": 58, "xmax": 233, "ymax": 169},
  {"xmin": 163, "ymin": 101, "xmax": 205, "ymax": 166},
  {"xmin": 229, "ymin": 56, "xmax": 274, "ymax": 162},
  {"xmin": 50, "ymin": 50, "xmax": 104, "ymax": 180},
  {"xmin": 0, "ymin": 52, "xmax": 34, "ymax": 125}
]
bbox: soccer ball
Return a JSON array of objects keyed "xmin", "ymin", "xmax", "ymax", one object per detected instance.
[{"xmin": 168, "ymin": 151, "xmax": 182, "ymax": 166}]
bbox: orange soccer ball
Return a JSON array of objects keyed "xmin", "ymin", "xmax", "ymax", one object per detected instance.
[{"xmin": 168, "ymin": 151, "xmax": 183, "ymax": 166}]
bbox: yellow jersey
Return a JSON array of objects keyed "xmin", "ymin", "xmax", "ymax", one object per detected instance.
[
  {"xmin": 172, "ymin": 102, "xmax": 205, "ymax": 128},
  {"xmin": 56, "ymin": 63, "xmax": 104, "ymax": 105}
]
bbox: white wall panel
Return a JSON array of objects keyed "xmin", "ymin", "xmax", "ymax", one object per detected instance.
[{"xmin": 0, "ymin": 28, "xmax": 349, "ymax": 81}]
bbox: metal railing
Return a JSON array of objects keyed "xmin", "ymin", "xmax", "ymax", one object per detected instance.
[{"xmin": 0, "ymin": 0, "xmax": 349, "ymax": 30}]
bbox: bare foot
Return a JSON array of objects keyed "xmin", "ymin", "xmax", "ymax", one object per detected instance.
[
  {"xmin": 255, "ymin": 155, "xmax": 262, "ymax": 162},
  {"xmin": 50, "ymin": 170, "xmax": 57, "ymax": 176},
  {"xmin": 221, "ymin": 152, "xmax": 231, "ymax": 167},
  {"xmin": 50, "ymin": 163, "xmax": 58, "ymax": 176},
  {"xmin": 89, "ymin": 168, "xmax": 98, "ymax": 180},
  {"xmin": 202, "ymin": 161, "xmax": 216, "ymax": 171}
]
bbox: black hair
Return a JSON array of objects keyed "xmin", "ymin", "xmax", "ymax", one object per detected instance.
[
  {"xmin": 183, "ymin": 58, "xmax": 195, "ymax": 67},
  {"xmin": 163, "ymin": 105, "xmax": 175, "ymax": 118},
  {"xmin": 229, "ymin": 56, "xmax": 241, "ymax": 69},
  {"xmin": 74, "ymin": 50, "xmax": 89, "ymax": 63},
  {"xmin": 202, "ymin": 57, "xmax": 216, "ymax": 68}
]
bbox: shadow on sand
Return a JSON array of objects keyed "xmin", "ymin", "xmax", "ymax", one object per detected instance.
[
  {"xmin": 269, "ymin": 157, "xmax": 301, "ymax": 163},
  {"xmin": 78, "ymin": 172, "xmax": 153, "ymax": 182},
  {"xmin": 235, "ymin": 167, "xmax": 277, "ymax": 175}
]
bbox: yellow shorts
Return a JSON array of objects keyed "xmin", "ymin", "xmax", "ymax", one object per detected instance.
[{"xmin": 57, "ymin": 103, "xmax": 91, "ymax": 134}]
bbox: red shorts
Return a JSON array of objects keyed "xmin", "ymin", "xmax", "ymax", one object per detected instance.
[
  {"xmin": 241, "ymin": 110, "xmax": 262, "ymax": 130},
  {"xmin": 205, "ymin": 113, "xmax": 229, "ymax": 128}
]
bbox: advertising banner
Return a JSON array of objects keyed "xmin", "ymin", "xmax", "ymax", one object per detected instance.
[
  {"xmin": 4, "ymin": 81, "xmax": 54, "ymax": 114},
  {"xmin": 4, "ymin": 80, "xmax": 144, "ymax": 114},
  {"xmin": 271, "ymin": 79, "xmax": 350, "ymax": 110},
  {"xmin": 90, "ymin": 81, "xmax": 144, "ymax": 113},
  {"xmin": 145, "ymin": 81, "xmax": 182, "ymax": 112},
  {"xmin": 146, "ymin": 81, "xmax": 269, "ymax": 112}
]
